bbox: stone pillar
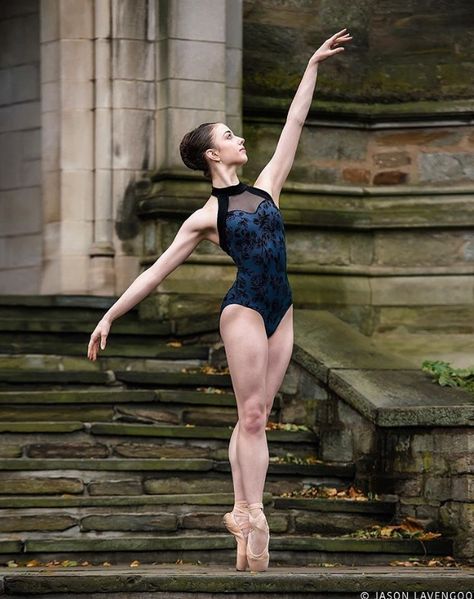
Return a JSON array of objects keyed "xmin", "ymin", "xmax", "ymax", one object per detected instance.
[
  {"xmin": 89, "ymin": 0, "xmax": 156, "ymax": 295},
  {"xmin": 155, "ymin": 0, "xmax": 242, "ymax": 173},
  {"xmin": 40, "ymin": 0, "xmax": 95, "ymax": 294},
  {"xmin": 40, "ymin": 0, "xmax": 156, "ymax": 295}
]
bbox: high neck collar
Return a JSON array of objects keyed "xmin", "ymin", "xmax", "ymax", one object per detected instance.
[{"xmin": 211, "ymin": 181, "xmax": 247, "ymax": 196}]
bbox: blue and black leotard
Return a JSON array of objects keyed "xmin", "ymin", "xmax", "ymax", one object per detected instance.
[{"xmin": 212, "ymin": 180, "xmax": 293, "ymax": 338}]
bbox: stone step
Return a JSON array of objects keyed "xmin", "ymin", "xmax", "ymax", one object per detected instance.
[
  {"xmin": 0, "ymin": 458, "xmax": 353, "ymax": 477},
  {"xmin": 0, "ymin": 492, "xmax": 275, "ymax": 508},
  {"xmin": 0, "ymin": 494, "xmax": 397, "ymax": 536},
  {"xmin": 0, "ymin": 399, "xmax": 275, "ymax": 427},
  {"xmin": 87, "ymin": 422, "xmax": 317, "ymax": 443},
  {"xmin": 0, "ymin": 317, "xmax": 171, "ymax": 336},
  {"xmin": 0, "ymin": 369, "xmax": 232, "ymax": 387},
  {"xmin": 0, "ymin": 333, "xmax": 210, "ymax": 359},
  {"xmin": 0, "ymin": 456, "xmax": 353, "ymax": 499},
  {"xmin": 0, "ymin": 355, "xmax": 208, "ymax": 375},
  {"xmin": 0, "ymin": 533, "xmax": 454, "ymax": 568},
  {"xmin": 0, "ymin": 493, "xmax": 392, "ymax": 513},
  {"xmin": 2, "ymin": 564, "xmax": 473, "ymax": 598},
  {"xmin": 0, "ymin": 295, "xmax": 129, "ymax": 320},
  {"xmin": 0, "ymin": 422, "xmax": 315, "ymax": 443},
  {"xmin": 0, "ymin": 314, "xmax": 219, "ymax": 337},
  {"xmin": 0, "ymin": 389, "xmax": 239, "ymax": 407},
  {"xmin": 0, "ymin": 419, "xmax": 318, "ymax": 462}
]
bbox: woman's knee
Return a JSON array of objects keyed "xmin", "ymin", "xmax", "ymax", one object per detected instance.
[{"xmin": 238, "ymin": 400, "xmax": 267, "ymax": 434}]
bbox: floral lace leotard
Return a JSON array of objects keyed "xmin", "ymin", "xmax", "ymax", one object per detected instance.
[{"xmin": 212, "ymin": 180, "xmax": 293, "ymax": 338}]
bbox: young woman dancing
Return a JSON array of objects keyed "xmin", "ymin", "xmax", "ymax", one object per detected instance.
[{"xmin": 87, "ymin": 28, "xmax": 352, "ymax": 572}]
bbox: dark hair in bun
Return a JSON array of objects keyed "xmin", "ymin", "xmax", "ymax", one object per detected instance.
[{"xmin": 179, "ymin": 122, "xmax": 218, "ymax": 180}]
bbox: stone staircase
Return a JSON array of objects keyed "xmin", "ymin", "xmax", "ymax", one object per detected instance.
[{"xmin": 0, "ymin": 295, "xmax": 472, "ymax": 596}]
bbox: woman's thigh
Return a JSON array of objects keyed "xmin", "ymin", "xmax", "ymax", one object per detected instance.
[
  {"xmin": 219, "ymin": 304, "xmax": 269, "ymax": 422},
  {"xmin": 265, "ymin": 305, "xmax": 294, "ymax": 417}
]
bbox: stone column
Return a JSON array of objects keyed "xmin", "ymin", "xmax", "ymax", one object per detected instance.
[
  {"xmin": 40, "ymin": 0, "xmax": 156, "ymax": 295},
  {"xmin": 89, "ymin": 0, "xmax": 156, "ymax": 295},
  {"xmin": 155, "ymin": 0, "xmax": 242, "ymax": 173},
  {"xmin": 40, "ymin": 0, "xmax": 95, "ymax": 293}
]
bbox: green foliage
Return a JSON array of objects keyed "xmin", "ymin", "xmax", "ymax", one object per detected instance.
[{"xmin": 421, "ymin": 360, "xmax": 474, "ymax": 395}]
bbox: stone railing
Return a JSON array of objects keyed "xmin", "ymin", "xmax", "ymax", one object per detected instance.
[{"xmin": 285, "ymin": 309, "xmax": 474, "ymax": 559}]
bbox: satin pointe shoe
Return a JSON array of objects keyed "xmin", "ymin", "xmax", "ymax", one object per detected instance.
[
  {"xmin": 246, "ymin": 501, "xmax": 270, "ymax": 572},
  {"xmin": 223, "ymin": 502, "xmax": 251, "ymax": 571}
]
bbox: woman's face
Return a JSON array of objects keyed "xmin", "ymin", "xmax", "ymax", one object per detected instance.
[{"xmin": 209, "ymin": 123, "xmax": 248, "ymax": 168}]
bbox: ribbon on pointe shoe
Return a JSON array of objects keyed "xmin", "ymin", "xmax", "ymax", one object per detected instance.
[{"xmin": 232, "ymin": 500, "xmax": 251, "ymax": 537}]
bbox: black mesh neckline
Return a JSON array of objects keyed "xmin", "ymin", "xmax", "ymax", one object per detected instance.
[{"xmin": 211, "ymin": 181, "xmax": 248, "ymax": 196}]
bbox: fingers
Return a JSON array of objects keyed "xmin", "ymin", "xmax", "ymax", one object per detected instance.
[
  {"xmin": 331, "ymin": 27, "xmax": 348, "ymax": 39},
  {"xmin": 87, "ymin": 331, "xmax": 101, "ymax": 361}
]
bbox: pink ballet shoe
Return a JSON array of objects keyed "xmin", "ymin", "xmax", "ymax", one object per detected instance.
[
  {"xmin": 246, "ymin": 501, "xmax": 270, "ymax": 572},
  {"xmin": 223, "ymin": 502, "xmax": 251, "ymax": 571}
]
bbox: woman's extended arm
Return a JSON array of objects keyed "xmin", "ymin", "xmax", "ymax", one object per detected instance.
[
  {"xmin": 87, "ymin": 208, "xmax": 210, "ymax": 360},
  {"xmin": 255, "ymin": 28, "xmax": 352, "ymax": 201}
]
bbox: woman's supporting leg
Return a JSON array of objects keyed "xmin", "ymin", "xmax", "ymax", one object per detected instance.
[
  {"xmin": 220, "ymin": 304, "xmax": 294, "ymax": 557},
  {"xmin": 220, "ymin": 304, "xmax": 269, "ymax": 504},
  {"xmin": 220, "ymin": 304, "xmax": 270, "ymax": 556},
  {"xmin": 228, "ymin": 420, "xmax": 251, "ymax": 531},
  {"xmin": 228, "ymin": 420, "xmax": 246, "ymax": 502}
]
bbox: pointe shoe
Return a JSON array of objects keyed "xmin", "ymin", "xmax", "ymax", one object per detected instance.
[
  {"xmin": 223, "ymin": 503, "xmax": 251, "ymax": 571},
  {"xmin": 246, "ymin": 501, "xmax": 270, "ymax": 572}
]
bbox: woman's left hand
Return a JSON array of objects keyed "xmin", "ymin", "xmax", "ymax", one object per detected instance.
[{"xmin": 309, "ymin": 28, "xmax": 353, "ymax": 65}]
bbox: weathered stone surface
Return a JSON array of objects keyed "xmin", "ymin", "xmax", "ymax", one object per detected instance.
[
  {"xmin": 373, "ymin": 170, "xmax": 409, "ymax": 185},
  {"xmin": 0, "ymin": 421, "xmax": 85, "ymax": 433},
  {"xmin": 419, "ymin": 152, "xmax": 474, "ymax": 184},
  {"xmin": 320, "ymin": 429, "xmax": 353, "ymax": 463},
  {"xmin": 373, "ymin": 152, "xmax": 411, "ymax": 168},
  {"xmin": 0, "ymin": 514, "xmax": 76, "ymax": 532},
  {"xmin": 0, "ymin": 477, "xmax": 83, "ymax": 494},
  {"xmin": 0, "ymin": 444, "xmax": 22, "ymax": 457},
  {"xmin": 0, "ymin": 457, "xmax": 214, "ymax": 471},
  {"xmin": 391, "ymin": 476, "xmax": 423, "ymax": 497},
  {"xmin": 452, "ymin": 475, "xmax": 473, "ymax": 502},
  {"xmin": 375, "ymin": 304, "xmax": 474, "ymax": 335},
  {"xmin": 115, "ymin": 406, "xmax": 181, "ymax": 425},
  {"xmin": 423, "ymin": 476, "xmax": 453, "ymax": 502},
  {"xmin": 144, "ymin": 477, "xmax": 233, "ymax": 495},
  {"xmin": 373, "ymin": 230, "xmax": 474, "ymax": 268},
  {"xmin": 328, "ymin": 368, "xmax": 474, "ymax": 427},
  {"xmin": 88, "ymin": 480, "xmax": 143, "ymax": 496},
  {"xmin": 113, "ymin": 442, "xmax": 210, "ymax": 459},
  {"xmin": 182, "ymin": 408, "xmax": 238, "ymax": 427},
  {"xmin": 449, "ymin": 454, "xmax": 474, "ymax": 475},
  {"xmin": 342, "ymin": 167, "xmax": 371, "ymax": 184},
  {"xmin": 81, "ymin": 513, "xmax": 177, "ymax": 532},
  {"xmin": 27, "ymin": 443, "xmax": 110, "ymax": 458},
  {"xmin": 293, "ymin": 310, "xmax": 414, "ymax": 385},
  {"xmin": 3, "ymin": 562, "xmax": 474, "ymax": 594},
  {"xmin": 294, "ymin": 511, "xmax": 390, "ymax": 535}
]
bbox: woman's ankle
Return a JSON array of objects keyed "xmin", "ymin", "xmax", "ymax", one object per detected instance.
[{"xmin": 248, "ymin": 501, "xmax": 264, "ymax": 517}]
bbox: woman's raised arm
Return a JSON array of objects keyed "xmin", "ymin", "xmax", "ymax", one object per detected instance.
[{"xmin": 255, "ymin": 28, "xmax": 352, "ymax": 201}]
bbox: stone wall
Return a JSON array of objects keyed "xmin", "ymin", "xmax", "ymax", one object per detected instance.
[
  {"xmin": 0, "ymin": 1, "xmax": 42, "ymax": 293},
  {"xmin": 286, "ymin": 360, "xmax": 474, "ymax": 559}
]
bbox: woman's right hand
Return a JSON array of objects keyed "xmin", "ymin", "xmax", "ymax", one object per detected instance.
[{"xmin": 87, "ymin": 317, "xmax": 112, "ymax": 361}]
